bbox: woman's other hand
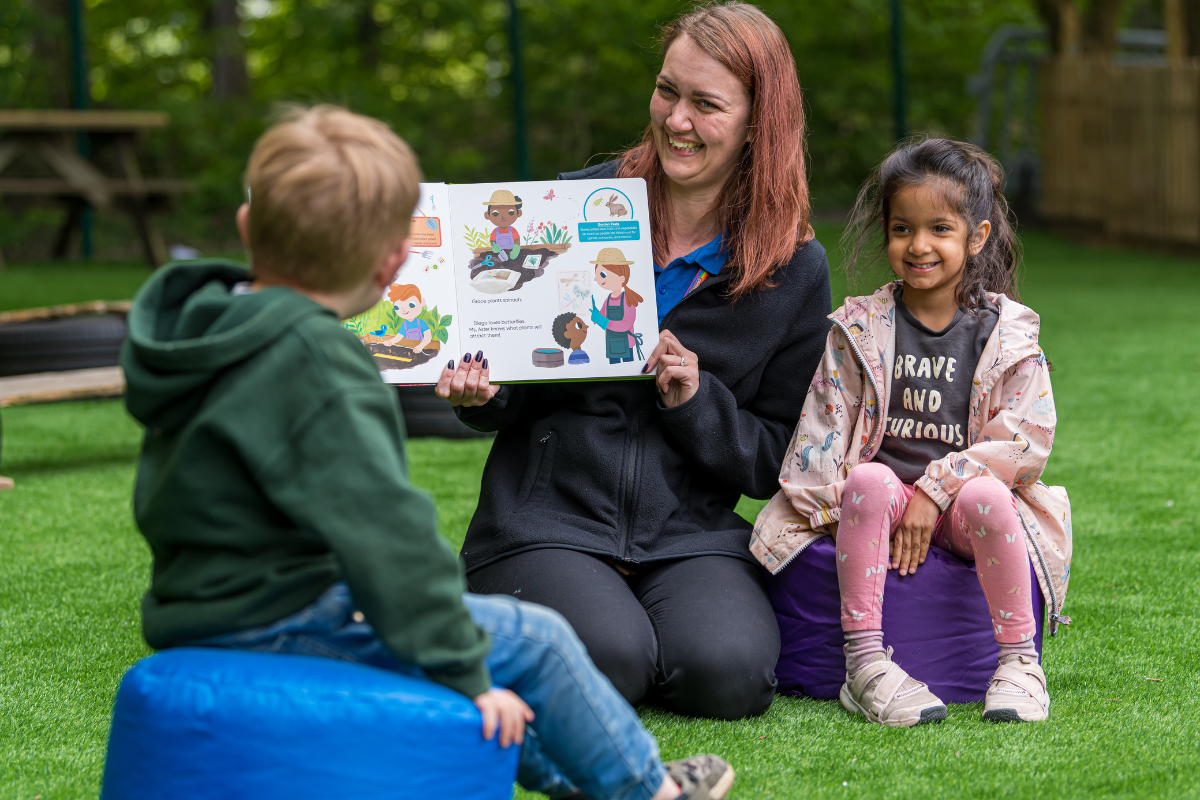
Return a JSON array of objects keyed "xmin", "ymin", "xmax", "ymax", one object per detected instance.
[
  {"xmin": 435, "ymin": 351, "xmax": 499, "ymax": 407},
  {"xmin": 891, "ymin": 488, "xmax": 939, "ymax": 576},
  {"xmin": 645, "ymin": 330, "xmax": 700, "ymax": 408}
]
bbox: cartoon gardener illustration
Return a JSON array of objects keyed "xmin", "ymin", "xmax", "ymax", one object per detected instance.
[
  {"xmin": 383, "ymin": 284, "xmax": 432, "ymax": 352},
  {"xmin": 552, "ymin": 311, "xmax": 590, "ymax": 364},
  {"xmin": 589, "ymin": 247, "xmax": 644, "ymax": 364},
  {"xmin": 483, "ymin": 189, "xmax": 523, "ymax": 262}
]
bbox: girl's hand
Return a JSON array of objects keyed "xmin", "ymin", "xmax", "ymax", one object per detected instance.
[
  {"xmin": 645, "ymin": 330, "xmax": 700, "ymax": 408},
  {"xmin": 435, "ymin": 351, "xmax": 499, "ymax": 407},
  {"xmin": 473, "ymin": 688, "xmax": 534, "ymax": 748},
  {"xmin": 891, "ymin": 488, "xmax": 939, "ymax": 576}
]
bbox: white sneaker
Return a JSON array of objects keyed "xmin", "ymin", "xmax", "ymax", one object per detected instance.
[{"xmin": 983, "ymin": 654, "xmax": 1050, "ymax": 722}]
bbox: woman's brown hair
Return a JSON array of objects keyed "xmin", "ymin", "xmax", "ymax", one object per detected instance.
[{"xmin": 616, "ymin": 2, "xmax": 810, "ymax": 299}]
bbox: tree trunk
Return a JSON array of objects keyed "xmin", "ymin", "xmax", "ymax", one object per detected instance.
[
  {"xmin": 209, "ymin": 0, "xmax": 248, "ymax": 98},
  {"xmin": 1081, "ymin": 0, "xmax": 1122, "ymax": 54},
  {"xmin": 30, "ymin": 0, "xmax": 70, "ymax": 108},
  {"xmin": 1186, "ymin": 0, "xmax": 1200, "ymax": 57}
]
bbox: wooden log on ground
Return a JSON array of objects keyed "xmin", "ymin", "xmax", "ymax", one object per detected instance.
[{"xmin": 0, "ymin": 366, "xmax": 126, "ymax": 408}]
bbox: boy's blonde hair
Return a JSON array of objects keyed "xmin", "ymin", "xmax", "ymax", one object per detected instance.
[{"xmin": 244, "ymin": 105, "xmax": 421, "ymax": 292}]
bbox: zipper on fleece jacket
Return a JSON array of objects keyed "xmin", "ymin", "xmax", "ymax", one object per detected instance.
[{"xmin": 617, "ymin": 410, "xmax": 642, "ymax": 563}]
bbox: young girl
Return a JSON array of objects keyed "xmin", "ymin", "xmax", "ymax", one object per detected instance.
[{"xmin": 751, "ymin": 138, "xmax": 1072, "ymax": 727}]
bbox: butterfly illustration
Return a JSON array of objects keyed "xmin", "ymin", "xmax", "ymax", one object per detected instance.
[
  {"xmin": 544, "ymin": 189, "xmax": 556, "ymax": 201},
  {"xmin": 868, "ymin": 539, "xmax": 879, "ymax": 550},
  {"xmin": 998, "ymin": 610, "xmax": 1013, "ymax": 619},
  {"xmin": 1019, "ymin": 633, "xmax": 1030, "ymax": 642},
  {"xmin": 884, "ymin": 476, "xmax": 894, "ymax": 489},
  {"xmin": 986, "ymin": 557, "xmax": 1001, "ymax": 567},
  {"xmin": 1007, "ymin": 586, "xmax": 1021, "ymax": 594},
  {"xmin": 845, "ymin": 514, "xmax": 860, "ymax": 528},
  {"xmin": 851, "ymin": 491, "xmax": 865, "ymax": 505},
  {"xmin": 850, "ymin": 610, "xmax": 865, "ymax": 621},
  {"xmin": 995, "ymin": 624, "xmax": 1003, "ymax": 635},
  {"xmin": 975, "ymin": 526, "xmax": 987, "ymax": 538},
  {"xmin": 838, "ymin": 551, "xmax": 848, "ymax": 562},
  {"xmin": 977, "ymin": 504, "xmax": 992, "ymax": 515},
  {"xmin": 866, "ymin": 566, "xmax": 882, "ymax": 577},
  {"xmin": 1005, "ymin": 533, "xmax": 1017, "ymax": 543}
]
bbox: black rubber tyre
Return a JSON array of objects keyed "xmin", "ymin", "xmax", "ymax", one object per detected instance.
[
  {"xmin": 396, "ymin": 385, "xmax": 489, "ymax": 439},
  {"xmin": 0, "ymin": 314, "xmax": 128, "ymax": 377}
]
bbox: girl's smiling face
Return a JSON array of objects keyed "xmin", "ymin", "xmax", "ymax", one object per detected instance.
[
  {"xmin": 594, "ymin": 265, "xmax": 626, "ymax": 294},
  {"xmin": 394, "ymin": 297, "xmax": 423, "ymax": 321},
  {"xmin": 649, "ymin": 34, "xmax": 752, "ymax": 193},
  {"xmin": 886, "ymin": 182, "xmax": 990, "ymax": 297}
]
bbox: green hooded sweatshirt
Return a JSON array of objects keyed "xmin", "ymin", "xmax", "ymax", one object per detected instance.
[{"xmin": 121, "ymin": 261, "xmax": 491, "ymax": 698}]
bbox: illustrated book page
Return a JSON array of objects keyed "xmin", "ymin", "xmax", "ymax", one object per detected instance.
[{"xmin": 343, "ymin": 178, "xmax": 658, "ymax": 384}]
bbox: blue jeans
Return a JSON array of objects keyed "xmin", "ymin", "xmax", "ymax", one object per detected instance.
[{"xmin": 196, "ymin": 584, "xmax": 667, "ymax": 800}]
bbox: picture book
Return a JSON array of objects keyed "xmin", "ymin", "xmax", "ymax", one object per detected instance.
[{"xmin": 343, "ymin": 178, "xmax": 659, "ymax": 384}]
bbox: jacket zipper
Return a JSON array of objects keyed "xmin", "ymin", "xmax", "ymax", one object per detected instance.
[
  {"xmin": 1018, "ymin": 513, "xmax": 1063, "ymax": 636},
  {"xmin": 617, "ymin": 411, "xmax": 642, "ymax": 562},
  {"xmin": 831, "ymin": 319, "xmax": 884, "ymax": 454}
]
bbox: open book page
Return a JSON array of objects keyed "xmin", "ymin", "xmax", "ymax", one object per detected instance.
[
  {"xmin": 450, "ymin": 178, "xmax": 658, "ymax": 383},
  {"xmin": 342, "ymin": 183, "xmax": 460, "ymax": 385}
]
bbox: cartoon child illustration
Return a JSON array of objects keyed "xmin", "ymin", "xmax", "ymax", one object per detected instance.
[
  {"xmin": 483, "ymin": 189, "xmax": 522, "ymax": 262},
  {"xmin": 589, "ymin": 247, "xmax": 644, "ymax": 364},
  {"xmin": 383, "ymin": 284, "xmax": 432, "ymax": 352},
  {"xmin": 552, "ymin": 312, "xmax": 590, "ymax": 365}
]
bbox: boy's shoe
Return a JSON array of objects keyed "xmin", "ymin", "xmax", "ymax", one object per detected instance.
[
  {"xmin": 665, "ymin": 754, "xmax": 735, "ymax": 800},
  {"xmin": 839, "ymin": 647, "xmax": 947, "ymax": 727},
  {"xmin": 983, "ymin": 654, "xmax": 1050, "ymax": 722}
]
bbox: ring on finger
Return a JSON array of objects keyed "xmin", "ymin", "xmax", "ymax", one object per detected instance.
[{"xmin": 679, "ymin": 355, "xmax": 686, "ymax": 367}]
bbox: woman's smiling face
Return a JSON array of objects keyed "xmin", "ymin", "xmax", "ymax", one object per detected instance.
[
  {"xmin": 594, "ymin": 265, "xmax": 625, "ymax": 293},
  {"xmin": 650, "ymin": 34, "xmax": 752, "ymax": 193}
]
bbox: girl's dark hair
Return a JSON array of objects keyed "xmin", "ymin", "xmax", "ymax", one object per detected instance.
[{"xmin": 841, "ymin": 137, "xmax": 1021, "ymax": 311}]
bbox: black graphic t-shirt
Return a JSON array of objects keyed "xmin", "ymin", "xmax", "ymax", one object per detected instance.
[{"xmin": 873, "ymin": 291, "xmax": 999, "ymax": 485}]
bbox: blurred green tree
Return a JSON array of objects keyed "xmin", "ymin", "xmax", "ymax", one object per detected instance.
[{"xmin": 3, "ymin": 0, "xmax": 1045, "ymax": 246}]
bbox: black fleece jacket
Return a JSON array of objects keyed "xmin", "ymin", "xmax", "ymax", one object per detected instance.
[{"xmin": 456, "ymin": 161, "xmax": 832, "ymax": 571}]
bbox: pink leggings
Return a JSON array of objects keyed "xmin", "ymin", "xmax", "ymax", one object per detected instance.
[{"xmin": 835, "ymin": 463, "xmax": 1036, "ymax": 645}]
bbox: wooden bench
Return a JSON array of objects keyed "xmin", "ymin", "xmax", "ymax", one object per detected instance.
[
  {"xmin": 0, "ymin": 110, "xmax": 190, "ymax": 268},
  {"xmin": 0, "ymin": 366, "xmax": 126, "ymax": 491}
]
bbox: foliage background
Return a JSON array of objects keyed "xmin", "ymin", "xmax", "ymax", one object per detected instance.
[{"xmin": 0, "ymin": 0, "xmax": 1169, "ymax": 256}]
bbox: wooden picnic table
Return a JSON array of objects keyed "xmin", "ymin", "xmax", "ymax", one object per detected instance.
[{"xmin": 0, "ymin": 110, "xmax": 190, "ymax": 268}]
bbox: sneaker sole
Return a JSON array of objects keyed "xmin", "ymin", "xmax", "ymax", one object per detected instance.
[
  {"xmin": 710, "ymin": 765, "xmax": 736, "ymax": 799},
  {"xmin": 840, "ymin": 683, "xmax": 946, "ymax": 728},
  {"xmin": 983, "ymin": 707, "xmax": 1048, "ymax": 723}
]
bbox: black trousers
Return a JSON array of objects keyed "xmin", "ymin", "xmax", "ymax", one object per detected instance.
[{"xmin": 467, "ymin": 548, "xmax": 780, "ymax": 720}]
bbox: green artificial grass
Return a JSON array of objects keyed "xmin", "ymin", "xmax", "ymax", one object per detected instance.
[{"xmin": 3, "ymin": 230, "xmax": 1200, "ymax": 798}]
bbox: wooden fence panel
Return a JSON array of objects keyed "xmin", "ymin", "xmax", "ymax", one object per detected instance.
[{"xmin": 1040, "ymin": 57, "xmax": 1200, "ymax": 245}]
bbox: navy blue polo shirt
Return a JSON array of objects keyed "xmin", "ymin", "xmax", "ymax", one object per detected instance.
[{"xmin": 653, "ymin": 234, "xmax": 728, "ymax": 327}]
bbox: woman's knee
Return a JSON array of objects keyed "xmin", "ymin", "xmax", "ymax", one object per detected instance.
[{"xmin": 659, "ymin": 646, "xmax": 777, "ymax": 720}]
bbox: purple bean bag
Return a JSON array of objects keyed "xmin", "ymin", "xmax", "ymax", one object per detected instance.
[{"xmin": 766, "ymin": 537, "xmax": 1044, "ymax": 703}]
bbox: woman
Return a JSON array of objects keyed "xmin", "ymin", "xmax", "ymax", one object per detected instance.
[
  {"xmin": 436, "ymin": 2, "xmax": 831, "ymax": 720},
  {"xmin": 590, "ymin": 248, "xmax": 645, "ymax": 363}
]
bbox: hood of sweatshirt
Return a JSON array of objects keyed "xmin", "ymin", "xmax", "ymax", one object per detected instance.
[{"xmin": 121, "ymin": 260, "xmax": 332, "ymax": 433}]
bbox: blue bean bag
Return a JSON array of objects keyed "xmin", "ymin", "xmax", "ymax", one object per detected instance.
[
  {"xmin": 767, "ymin": 538, "xmax": 1045, "ymax": 703},
  {"xmin": 101, "ymin": 648, "xmax": 520, "ymax": 800}
]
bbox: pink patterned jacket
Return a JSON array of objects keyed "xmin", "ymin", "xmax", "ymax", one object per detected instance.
[{"xmin": 751, "ymin": 281, "xmax": 1073, "ymax": 635}]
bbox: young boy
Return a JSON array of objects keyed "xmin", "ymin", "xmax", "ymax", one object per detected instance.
[
  {"xmin": 120, "ymin": 105, "xmax": 733, "ymax": 800},
  {"xmin": 383, "ymin": 283, "xmax": 432, "ymax": 352}
]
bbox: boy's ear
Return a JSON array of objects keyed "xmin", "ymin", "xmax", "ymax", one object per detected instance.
[
  {"xmin": 515, "ymin": 208, "xmax": 523, "ymax": 219},
  {"xmin": 236, "ymin": 203, "xmax": 251, "ymax": 251},
  {"xmin": 969, "ymin": 220, "xmax": 992, "ymax": 256},
  {"xmin": 374, "ymin": 237, "xmax": 411, "ymax": 289}
]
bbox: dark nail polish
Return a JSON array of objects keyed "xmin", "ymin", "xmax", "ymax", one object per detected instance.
[
  {"xmin": 641, "ymin": 363, "xmax": 651, "ymax": 373},
  {"xmin": 476, "ymin": 350, "xmax": 483, "ymax": 361},
  {"xmin": 447, "ymin": 360, "xmax": 455, "ymax": 370},
  {"xmin": 482, "ymin": 359, "xmax": 488, "ymax": 369},
  {"xmin": 463, "ymin": 352, "xmax": 471, "ymax": 364}
]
